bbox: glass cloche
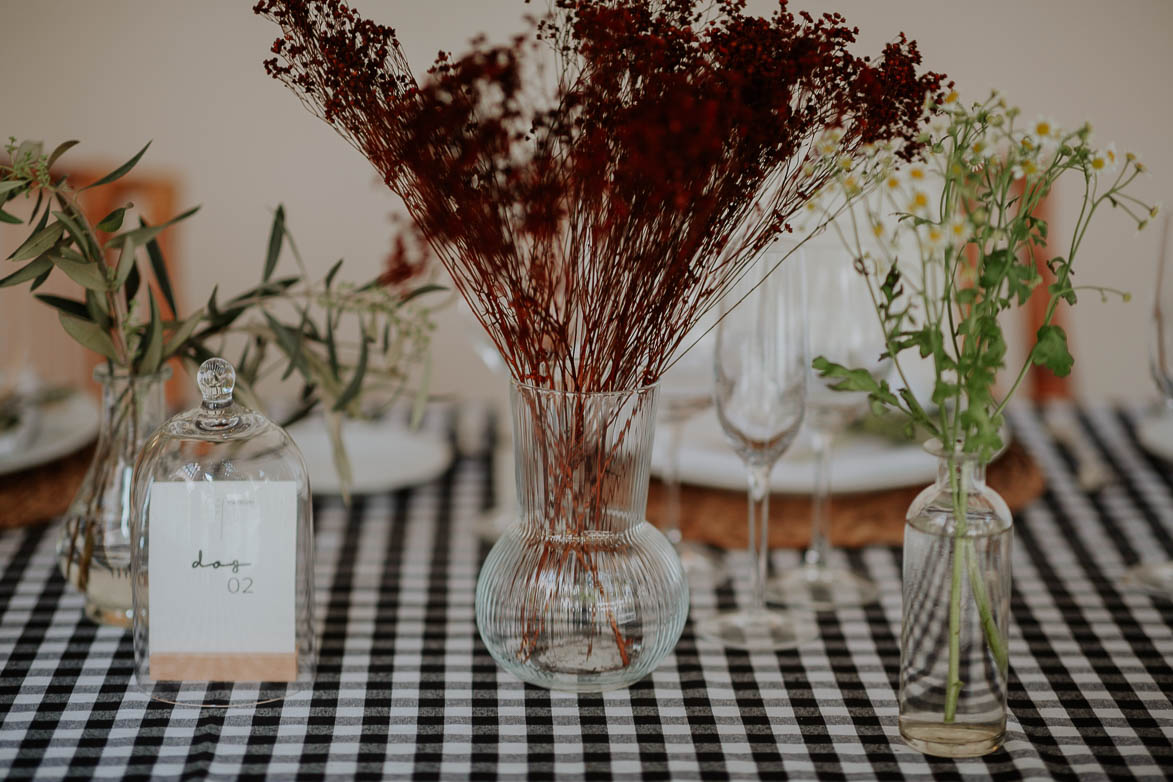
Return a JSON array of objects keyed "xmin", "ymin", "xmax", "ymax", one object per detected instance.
[{"xmin": 130, "ymin": 358, "xmax": 315, "ymax": 707}]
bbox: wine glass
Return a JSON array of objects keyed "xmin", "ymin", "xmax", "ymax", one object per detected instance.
[
  {"xmin": 768, "ymin": 237, "xmax": 885, "ymax": 609},
  {"xmin": 696, "ymin": 241, "xmax": 816, "ymax": 649},
  {"xmin": 1126, "ymin": 212, "xmax": 1173, "ymax": 597},
  {"xmin": 655, "ymin": 318, "xmax": 726, "ymax": 582}
]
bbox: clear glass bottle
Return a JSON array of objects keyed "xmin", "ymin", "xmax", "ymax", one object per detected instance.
[
  {"xmin": 57, "ymin": 364, "xmax": 171, "ymax": 627},
  {"xmin": 900, "ymin": 440, "xmax": 1012, "ymax": 757},
  {"xmin": 130, "ymin": 358, "xmax": 315, "ymax": 707},
  {"xmin": 476, "ymin": 381, "xmax": 689, "ymax": 692}
]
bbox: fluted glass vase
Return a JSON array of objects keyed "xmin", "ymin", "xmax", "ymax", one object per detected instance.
[
  {"xmin": 57, "ymin": 365, "xmax": 171, "ymax": 626},
  {"xmin": 476, "ymin": 381, "xmax": 689, "ymax": 692},
  {"xmin": 900, "ymin": 440, "xmax": 1013, "ymax": 757}
]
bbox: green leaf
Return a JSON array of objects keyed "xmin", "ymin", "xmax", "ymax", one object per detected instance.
[
  {"xmin": 29, "ymin": 266, "xmax": 52, "ymax": 291},
  {"xmin": 0, "ymin": 181, "xmax": 26, "ymax": 198},
  {"xmin": 58, "ymin": 312, "xmax": 119, "ymax": 361},
  {"xmin": 263, "ymin": 205, "xmax": 285, "ymax": 282},
  {"xmin": 51, "ymin": 208, "xmax": 96, "ymax": 259},
  {"xmin": 0, "ymin": 208, "xmax": 21, "ymax": 224},
  {"xmin": 811, "ymin": 356, "xmax": 899, "ymax": 406},
  {"xmin": 111, "ymin": 206, "xmax": 198, "ymax": 249},
  {"xmin": 400, "ymin": 283, "xmax": 446, "ymax": 304},
  {"xmin": 8, "ymin": 220, "xmax": 64, "ymax": 262},
  {"xmin": 162, "ymin": 309, "xmax": 203, "ymax": 359},
  {"xmin": 326, "ymin": 310, "xmax": 340, "ymax": 376},
  {"xmin": 1032, "ymin": 324, "xmax": 1074, "ymax": 377},
  {"xmin": 0, "ymin": 256, "xmax": 52, "ymax": 288},
  {"xmin": 36, "ymin": 294, "xmax": 89, "ymax": 319},
  {"xmin": 138, "ymin": 295, "xmax": 164, "ymax": 373},
  {"xmin": 125, "ymin": 261, "xmax": 141, "ymax": 305},
  {"xmin": 325, "ymin": 258, "xmax": 344, "ymax": 289},
  {"xmin": 142, "ymin": 218, "xmax": 177, "ymax": 315},
  {"xmin": 262, "ymin": 311, "xmax": 309, "ymax": 378},
  {"xmin": 333, "ymin": 330, "xmax": 368, "ymax": 411},
  {"xmin": 46, "ymin": 139, "xmax": 79, "ymax": 168},
  {"xmin": 85, "ymin": 289, "xmax": 112, "ymax": 330},
  {"xmin": 82, "ymin": 141, "xmax": 150, "ymax": 190},
  {"xmin": 112, "ymin": 239, "xmax": 137, "ymax": 289},
  {"xmin": 97, "ymin": 204, "xmax": 131, "ymax": 233},
  {"xmin": 49, "ymin": 253, "xmax": 109, "ymax": 291}
]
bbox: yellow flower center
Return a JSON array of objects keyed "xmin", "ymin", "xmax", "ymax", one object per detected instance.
[
  {"xmin": 887, "ymin": 176, "xmax": 900, "ymax": 189},
  {"xmin": 1035, "ymin": 122, "xmax": 1051, "ymax": 137},
  {"xmin": 909, "ymin": 167, "xmax": 925, "ymax": 180},
  {"xmin": 1092, "ymin": 157, "xmax": 1105, "ymax": 170},
  {"xmin": 912, "ymin": 191, "xmax": 928, "ymax": 209}
]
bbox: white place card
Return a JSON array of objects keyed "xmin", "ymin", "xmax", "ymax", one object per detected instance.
[{"xmin": 148, "ymin": 480, "xmax": 298, "ymax": 682}]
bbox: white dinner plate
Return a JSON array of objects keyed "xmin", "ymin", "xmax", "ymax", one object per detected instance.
[
  {"xmin": 1135, "ymin": 405, "xmax": 1173, "ymax": 463},
  {"xmin": 0, "ymin": 392, "xmax": 100, "ymax": 476},
  {"xmin": 289, "ymin": 416, "xmax": 453, "ymax": 496},
  {"xmin": 651, "ymin": 408, "xmax": 938, "ymax": 494}
]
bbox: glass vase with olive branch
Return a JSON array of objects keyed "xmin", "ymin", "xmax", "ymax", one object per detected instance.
[
  {"xmin": 2, "ymin": 138, "xmax": 435, "ymax": 624},
  {"xmin": 812, "ymin": 91, "xmax": 1159, "ymax": 756}
]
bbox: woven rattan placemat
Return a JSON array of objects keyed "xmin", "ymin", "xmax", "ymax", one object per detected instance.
[
  {"xmin": 648, "ymin": 440, "xmax": 1044, "ymax": 549},
  {"xmin": 0, "ymin": 444, "xmax": 93, "ymax": 529}
]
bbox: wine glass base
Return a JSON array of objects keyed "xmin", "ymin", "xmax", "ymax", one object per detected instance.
[
  {"xmin": 676, "ymin": 541, "xmax": 727, "ymax": 583},
  {"xmin": 695, "ymin": 607, "xmax": 816, "ymax": 650},
  {"xmin": 1122, "ymin": 561, "xmax": 1173, "ymax": 599},
  {"xmin": 767, "ymin": 564, "xmax": 879, "ymax": 610}
]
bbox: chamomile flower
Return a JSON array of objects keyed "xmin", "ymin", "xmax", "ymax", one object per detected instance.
[
  {"xmin": 945, "ymin": 216, "xmax": 970, "ymax": 244},
  {"xmin": 907, "ymin": 164, "xmax": 928, "ymax": 182},
  {"xmin": 1090, "ymin": 143, "xmax": 1118, "ymax": 174},
  {"xmin": 969, "ymin": 131, "xmax": 995, "ymax": 161},
  {"xmin": 909, "ymin": 190, "xmax": 931, "ymax": 213},
  {"xmin": 920, "ymin": 221, "xmax": 948, "ymax": 251},
  {"xmin": 1031, "ymin": 115, "xmax": 1059, "ymax": 141}
]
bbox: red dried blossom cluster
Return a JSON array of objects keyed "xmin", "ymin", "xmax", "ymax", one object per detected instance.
[{"xmin": 255, "ymin": 0, "xmax": 945, "ymax": 392}]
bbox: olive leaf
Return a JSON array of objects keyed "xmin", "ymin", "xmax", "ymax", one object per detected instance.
[
  {"xmin": 97, "ymin": 204, "xmax": 131, "ymax": 233},
  {"xmin": 49, "ymin": 253, "xmax": 109, "ymax": 291},
  {"xmin": 0, "ymin": 256, "xmax": 52, "ymax": 288},
  {"xmin": 163, "ymin": 310, "xmax": 203, "ymax": 359},
  {"xmin": 82, "ymin": 141, "xmax": 150, "ymax": 190},
  {"xmin": 138, "ymin": 294, "xmax": 164, "ymax": 374},
  {"xmin": 8, "ymin": 220, "xmax": 64, "ymax": 262},
  {"xmin": 332, "ymin": 329, "xmax": 368, "ymax": 411},
  {"xmin": 36, "ymin": 294, "xmax": 89, "ymax": 319},
  {"xmin": 46, "ymin": 139, "xmax": 79, "ymax": 168},
  {"xmin": 263, "ymin": 205, "xmax": 285, "ymax": 281},
  {"xmin": 141, "ymin": 218, "xmax": 177, "ymax": 315},
  {"xmin": 59, "ymin": 312, "xmax": 120, "ymax": 361}
]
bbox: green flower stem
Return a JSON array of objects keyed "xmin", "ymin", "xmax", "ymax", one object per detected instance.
[{"xmin": 944, "ymin": 459, "xmax": 1008, "ymax": 723}]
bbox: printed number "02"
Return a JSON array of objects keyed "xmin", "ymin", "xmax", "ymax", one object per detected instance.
[{"xmin": 227, "ymin": 577, "xmax": 254, "ymax": 594}]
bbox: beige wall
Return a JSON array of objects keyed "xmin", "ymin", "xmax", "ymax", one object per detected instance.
[{"xmin": 1, "ymin": 0, "xmax": 1170, "ymax": 403}]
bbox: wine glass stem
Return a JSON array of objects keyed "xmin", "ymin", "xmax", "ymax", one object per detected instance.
[
  {"xmin": 664, "ymin": 418, "xmax": 685, "ymax": 547},
  {"xmin": 746, "ymin": 463, "xmax": 771, "ymax": 612},
  {"xmin": 804, "ymin": 427, "xmax": 832, "ymax": 570}
]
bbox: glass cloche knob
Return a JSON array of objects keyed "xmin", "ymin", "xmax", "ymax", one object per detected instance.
[{"xmin": 197, "ymin": 357, "xmax": 235, "ymax": 409}]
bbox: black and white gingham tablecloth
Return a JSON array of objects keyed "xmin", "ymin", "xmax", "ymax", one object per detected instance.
[{"xmin": 0, "ymin": 403, "xmax": 1171, "ymax": 780}]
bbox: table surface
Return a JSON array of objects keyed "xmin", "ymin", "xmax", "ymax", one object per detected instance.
[{"xmin": 0, "ymin": 403, "xmax": 1171, "ymax": 780}]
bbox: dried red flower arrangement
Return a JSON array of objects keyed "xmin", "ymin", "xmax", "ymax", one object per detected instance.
[{"xmin": 255, "ymin": 0, "xmax": 945, "ymax": 680}]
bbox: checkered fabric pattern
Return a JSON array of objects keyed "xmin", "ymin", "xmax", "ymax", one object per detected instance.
[{"xmin": 0, "ymin": 403, "xmax": 1171, "ymax": 780}]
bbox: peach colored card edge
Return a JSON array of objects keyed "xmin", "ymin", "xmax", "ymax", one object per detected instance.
[{"xmin": 150, "ymin": 652, "xmax": 298, "ymax": 682}]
